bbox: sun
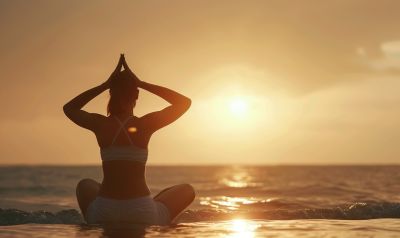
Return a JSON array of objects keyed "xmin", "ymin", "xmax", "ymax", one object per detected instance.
[{"xmin": 229, "ymin": 98, "xmax": 248, "ymax": 116}]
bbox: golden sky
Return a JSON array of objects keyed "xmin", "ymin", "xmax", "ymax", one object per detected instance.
[{"xmin": 1, "ymin": 0, "xmax": 400, "ymax": 165}]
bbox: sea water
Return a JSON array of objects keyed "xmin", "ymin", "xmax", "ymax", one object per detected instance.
[{"xmin": 0, "ymin": 165, "xmax": 399, "ymax": 237}]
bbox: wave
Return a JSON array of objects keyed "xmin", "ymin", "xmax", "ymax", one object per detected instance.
[
  {"xmin": 179, "ymin": 202, "xmax": 400, "ymax": 222},
  {"xmin": 0, "ymin": 185, "xmax": 71, "ymax": 196},
  {"xmin": 0, "ymin": 202, "xmax": 399, "ymax": 226},
  {"xmin": 0, "ymin": 209, "xmax": 84, "ymax": 226}
]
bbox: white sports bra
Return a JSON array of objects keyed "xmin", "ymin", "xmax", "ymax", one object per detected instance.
[{"xmin": 100, "ymin": 116, "xmax": 148, "ymax": 164}]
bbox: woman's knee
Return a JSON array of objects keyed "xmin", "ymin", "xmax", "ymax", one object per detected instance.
[
  {"xmin": 76, "ymin": 178, "xmax": 99, "ymax": 194},
  {"xmin": 179, "ymin": 183, "xmax": 195, "ymax": 200},
  {"xmin": 77, "ymin": 178, "xmax": 92, "ymax": 188}
]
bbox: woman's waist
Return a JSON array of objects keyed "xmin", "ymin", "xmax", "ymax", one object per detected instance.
[
  {"xmin": 99, "ymin": 179, "xmax": 150, "ymax": 199},
  {"xmin": 93, "ymin": 194, "xmax": 153, "ymax": 204}
]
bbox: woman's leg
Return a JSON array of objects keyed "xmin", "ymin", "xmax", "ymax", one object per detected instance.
[
  {"xmin": 153, "ymin": 183, "xmax": 195, "ymax": 221},
  {"xmin": 76, "ymin": 178, "xmax": 101, "ymax": 219}
]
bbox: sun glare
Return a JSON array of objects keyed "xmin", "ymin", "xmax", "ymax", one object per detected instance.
[
  {"xmin": 199, "ymin": 91, "xmax": 274, "ymax": 133},
  {"xmin": 229, "ymin": 98, "xmax": 248, "ymax": 116}
]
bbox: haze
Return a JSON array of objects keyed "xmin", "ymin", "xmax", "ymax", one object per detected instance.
[{"xmin": 1, "ymin": 0, "xmax": 400, "ymax": 165}]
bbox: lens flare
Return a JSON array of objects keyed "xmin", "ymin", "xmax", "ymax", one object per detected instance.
[{"xmin": 128, "ymin": 127, "xmax": 137, "ymax": 133}]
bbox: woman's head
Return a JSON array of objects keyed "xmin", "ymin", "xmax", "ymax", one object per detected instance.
[{"xmin": 107, "ymin": 70, "xmax": 139, "ymax": 116}]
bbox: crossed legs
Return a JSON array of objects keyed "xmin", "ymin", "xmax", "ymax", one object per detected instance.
[
  {"xmin": 153, "ymin": 184, "xmax": 196, "ymax": 221},
  {"xmin": 76, "ymin": 179, "xmax": 195, "ymax": 223},
  {"xmin": 76, "ymin": 178, "xmax": 101, "ymax": 220}
]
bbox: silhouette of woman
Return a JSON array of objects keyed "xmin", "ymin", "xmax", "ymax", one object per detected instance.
[{"xmin": 63, "ymin": 54, "xmax": 194, "ymax": 225}]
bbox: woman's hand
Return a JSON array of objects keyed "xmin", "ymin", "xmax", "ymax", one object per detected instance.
[
  {"xmin": 101, "ymin": 54, "xmax": 124, "ymax": 89},
  {"xmin": 121, "ymin": 55, "xmax": 143, "ymax": 87}
]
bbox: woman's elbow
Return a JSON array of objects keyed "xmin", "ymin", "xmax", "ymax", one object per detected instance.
[
  {"xmin": 182, "ymin": 98, "xmax": 191, "ymax": 111},
  {"xmin": 63, "ymin": 104, "xmax": 72, "ymax": 117}
]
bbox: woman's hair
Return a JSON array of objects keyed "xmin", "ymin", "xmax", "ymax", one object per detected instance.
[{"xmin": 107, "ymin": 70, "xmax": 139, "ymax": 116}]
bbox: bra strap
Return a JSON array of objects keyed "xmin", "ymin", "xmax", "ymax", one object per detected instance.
[{"xmin": 111, "ymin": 116, "xmax": 134, "ymax": 145}]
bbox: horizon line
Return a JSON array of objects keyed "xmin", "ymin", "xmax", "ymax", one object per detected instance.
[{"xmin": 0, "ymin": 163, "xmax": 399, "ymax": 167}]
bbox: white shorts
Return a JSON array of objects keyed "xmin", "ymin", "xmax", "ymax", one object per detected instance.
[{"xmin": 86, "ymin": 195, "xmax": 170, "ymax": 225}]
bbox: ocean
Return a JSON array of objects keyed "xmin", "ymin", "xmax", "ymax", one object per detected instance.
[{"xmin": 0, "ymin": 165, "xmax": 399, "ymax": 237}]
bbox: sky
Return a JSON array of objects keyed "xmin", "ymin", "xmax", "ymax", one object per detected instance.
[{"xmin": 1, "ymin": 0, "xmax": 400, "ymax": 165}]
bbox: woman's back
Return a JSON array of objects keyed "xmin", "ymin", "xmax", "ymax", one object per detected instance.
[{"xmin": 95, "ymin": 115, "xmax": 151, "ymax": 199}]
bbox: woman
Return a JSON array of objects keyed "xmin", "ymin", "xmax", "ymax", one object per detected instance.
[{"xmin": 63, "ymin": 54, "xmax": 194, "ymax": 225}]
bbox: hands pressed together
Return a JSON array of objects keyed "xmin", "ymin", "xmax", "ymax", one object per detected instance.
[{"xmin": 102, "ymin": 54, "xmax": 143, "ymax": 89}]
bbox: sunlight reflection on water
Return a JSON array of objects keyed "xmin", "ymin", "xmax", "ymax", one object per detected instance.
[
  {"xmin": 200, "ymin": 196, "xmax": 259, "ymax": 210},
  {"xmin": 225, "ymin": 219, "xmax": 260, "ymax": 238},
  {"xmin": 218, "ymin": 167, "xmax": 262, "ymax": 188},
  {"xmin": 1, "ymin": 219, "xmax": 399, "ymax": 238},
  {"xmin": 205, "ymin": 167, "xmax": 266, "ymax": 211}
]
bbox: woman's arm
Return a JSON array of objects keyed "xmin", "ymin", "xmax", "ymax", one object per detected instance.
[
  {"xmin": 63, "ymin": 83, "xmax": 109, "ymax": 131},
  {"xmin": 139, "ymin": 81, "xmax": 191, "ymax": 132},
  {"xmin": 139, "ymin": 81, "xmax": 191, "ymax": 107},
  {"xmin": 63, "ymin": 55, "xmax": 123, "ymax": 131},
  {"xmin": 122, "ymin": 56, "xmax": 191, "ymax": 132}
]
